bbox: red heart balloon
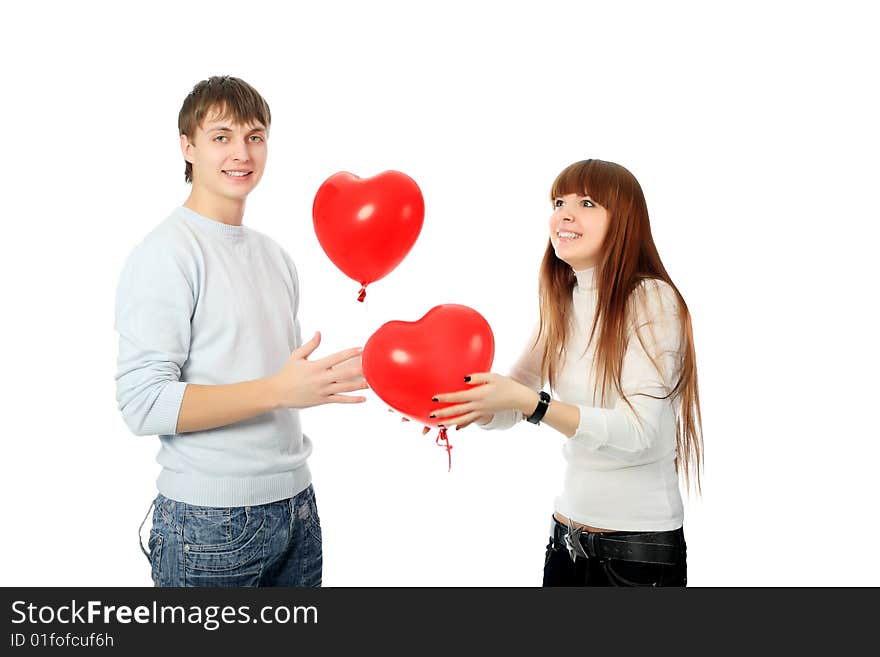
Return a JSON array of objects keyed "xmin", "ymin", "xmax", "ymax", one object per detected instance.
[
  {"xmin": 312, "ymin": 170, "xmax": 424, "ymax": 299},
  {"xmin": 362, "ymin": 304, "xmax": 495, "ymax": 425}
]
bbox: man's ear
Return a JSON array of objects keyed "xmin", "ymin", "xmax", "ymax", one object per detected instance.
[{"xmin": 180, "ymin": 134, "xmax": 194, "ymax": 163}]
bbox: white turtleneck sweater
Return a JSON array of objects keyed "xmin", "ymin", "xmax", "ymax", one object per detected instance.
[{"xmin": 481, "ymin": 267, "xmax": 685, "ymax": 531}]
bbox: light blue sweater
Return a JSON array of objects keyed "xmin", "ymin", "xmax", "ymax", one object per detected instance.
[{"xmin": 114, "ymin": 206, "xmax": 312, "ymax": 507}]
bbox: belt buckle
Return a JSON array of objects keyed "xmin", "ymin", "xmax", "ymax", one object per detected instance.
[{"xmin": 563, "ymin": 520, "xmax": 589, "ymax": 562}]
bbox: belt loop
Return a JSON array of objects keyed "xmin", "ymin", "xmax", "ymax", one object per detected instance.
[
  {"xmin": 138, "ymin": 499, "xmax": 155, "ymax": 562},
  {"xmin": 584, "ymin": 531, "xmax": 597, "ymax": 559}
]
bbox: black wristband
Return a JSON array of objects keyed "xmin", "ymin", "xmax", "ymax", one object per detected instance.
[{"xmin": 526, "ymin": 391, "xmax": 551, "ymax": 424}]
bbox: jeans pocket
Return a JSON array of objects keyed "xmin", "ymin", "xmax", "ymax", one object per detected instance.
[
  {"xmin": 294, "ymin": 487, "xmax": 322, "ymax": 543},
  {"xmin": 147, "ymin": 530, "xmax": 164, "ymax": 586},
  {"xmin": 602, "ymin": 559, "xmax": 667, "ymax": 587},
  {"xmin": 183, "ymin": 506, "xmax": 265, "ymax": 573}
]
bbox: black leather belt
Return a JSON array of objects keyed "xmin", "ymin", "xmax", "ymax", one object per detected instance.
[{"xmin": 550, "ymin": 518, "xmax": 683, "ymax": 566}]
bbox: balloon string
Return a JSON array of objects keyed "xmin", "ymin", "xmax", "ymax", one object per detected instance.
[
  {"xmin": 435, "ymin": 427, "xmax": 453, "ymax": 472},
  {"xmin": 357, "ymin": 286, "xmax": 367, "ymax": 303}
]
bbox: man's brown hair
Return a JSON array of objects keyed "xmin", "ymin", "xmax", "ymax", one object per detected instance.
[{"xmin": 178, "ymin": 76, "xmax": 272, "ymax": 183}]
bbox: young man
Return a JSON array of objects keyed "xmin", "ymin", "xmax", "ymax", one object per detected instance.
[{"xmin": 114, "ymin": 76, "xmax": 367, "ymax": 586}]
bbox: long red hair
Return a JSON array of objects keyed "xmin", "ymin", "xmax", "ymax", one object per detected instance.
[{"xmin": 537, "ymin": 159, "xmax": 703, "ymax": 493}]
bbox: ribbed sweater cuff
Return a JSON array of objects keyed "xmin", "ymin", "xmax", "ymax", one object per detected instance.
[{"xmin": 152, "ymin": 381, "xmax": 188, "ymax": 436}]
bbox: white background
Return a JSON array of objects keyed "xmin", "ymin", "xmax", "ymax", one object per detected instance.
[{"xmin": 1, "ymin": 0, "xmax": 877, "ymax": 586}]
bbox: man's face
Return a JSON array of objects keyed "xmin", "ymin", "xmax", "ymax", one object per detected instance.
[{"xmin": 181, "ymin": 109, "xmax": 268, "ymax": 202}]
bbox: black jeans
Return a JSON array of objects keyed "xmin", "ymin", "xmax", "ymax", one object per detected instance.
[{"xmin": 542, "ymin": 523, "xmax": 687, "ymax": 587}]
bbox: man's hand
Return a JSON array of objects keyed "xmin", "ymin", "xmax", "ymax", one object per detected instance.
[{"xmin": 270, "ymin": 331, "xmax": 368, "ymax": 409}]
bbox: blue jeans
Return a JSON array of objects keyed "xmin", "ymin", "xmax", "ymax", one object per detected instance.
[{"xmin": 140, "ymin": 485, "xmax": 322, "ymax": 587}]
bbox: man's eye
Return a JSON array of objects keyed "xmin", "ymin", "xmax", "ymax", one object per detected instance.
[
  {"xmin": 214, "ymin": 135, "xmax": 228, "ymax": 142},
  {"xmin": 249, "ymin": 135, "xmax": 263, "ymax": 142}
]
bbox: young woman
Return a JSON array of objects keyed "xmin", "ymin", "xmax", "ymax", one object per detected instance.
[{"xmin": 431, "ymin": 159, "xmax": 703, "ymax": 587}]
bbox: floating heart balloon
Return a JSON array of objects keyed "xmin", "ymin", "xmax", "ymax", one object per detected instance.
[
  {"xmin": 312, "ymin": 170, "xmax": 425, "ymax": 301},
  {"xmin": 362, "ymin": 304, "xmax": 495, "ymax": 426}
]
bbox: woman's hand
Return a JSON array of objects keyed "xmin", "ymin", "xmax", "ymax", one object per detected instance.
[{"xmin": 431, "ymin": 373, "xmax": 539, "ymax": 430}]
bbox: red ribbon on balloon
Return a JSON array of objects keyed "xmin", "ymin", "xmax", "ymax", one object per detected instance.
[
  {"xmin": 312, "ymin": 171, "xmax": 425, "ymax": 302},
  {"xmin": 362, "ymin": 304, "xmax": 495, "ymax": 470}
]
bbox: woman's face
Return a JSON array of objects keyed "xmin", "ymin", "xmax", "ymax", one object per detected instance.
[{"xmin": 548, "ymin": 193, "xmax": 610, "ymax": 270}]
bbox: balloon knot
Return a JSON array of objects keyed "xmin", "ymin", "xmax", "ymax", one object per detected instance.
[
  {"xmin": 436, "ymin": 427, "xmax": 453, "ymax": 472},
  {"xmin": 357, "ymin": 286, "xmax": 367, "ymax": 303}
]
